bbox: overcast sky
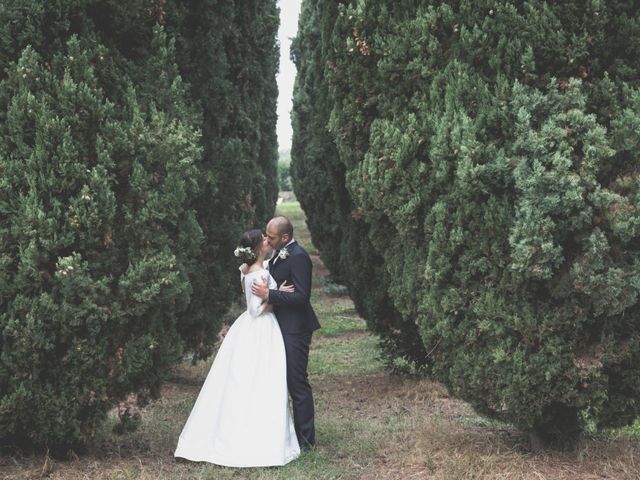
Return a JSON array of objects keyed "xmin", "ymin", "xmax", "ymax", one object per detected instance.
[{"xmin": 276, "ymin": 0, "xmax": 302, "ymax": 152}]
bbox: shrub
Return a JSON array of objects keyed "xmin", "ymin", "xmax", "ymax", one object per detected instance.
[
  {"xmin": 292, "ymin": 0, "xmax": 640, "ymax": 445},
  {"xmin": 0, "ymin": 0, "xmax": 280, "ymax": 451},
  {"xmin": 0, "ymin": 34, "xmax": 199, "ymax": 451},
  {"xmin": 291, "ymin": 0, "xmax": 428, "ymax": 365}
]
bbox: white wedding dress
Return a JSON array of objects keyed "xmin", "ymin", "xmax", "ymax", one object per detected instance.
[{"xmin": 174, "ymin": 268, "xmax": 300, "ymax": 467}]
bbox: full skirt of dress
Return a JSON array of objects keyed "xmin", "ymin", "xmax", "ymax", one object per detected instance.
[{"xmin": 174, "ymin": 309, "xmax": 300, "ymax": 467}]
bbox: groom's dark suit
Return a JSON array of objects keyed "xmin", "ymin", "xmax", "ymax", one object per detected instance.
[{"xmin": 267, "ymin": 240, "xmax": 320, "ymax": 448}]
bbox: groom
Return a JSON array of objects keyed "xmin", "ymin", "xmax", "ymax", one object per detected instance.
[{"xmin": 251, "ymin": 216, "xmax": 320, "ymax": 451}]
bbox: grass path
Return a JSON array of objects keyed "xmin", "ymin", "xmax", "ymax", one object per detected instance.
[{"xmin": 2, "ymin": 202, "xmax": 640, "ymax": 479}]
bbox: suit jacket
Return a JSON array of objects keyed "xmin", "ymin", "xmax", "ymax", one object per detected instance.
[{"xmin": 267, "ymin": 241, "xmax": 320, "ymax": 334}]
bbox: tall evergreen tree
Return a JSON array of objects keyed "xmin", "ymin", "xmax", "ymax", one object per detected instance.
[
  {"xmin": 293, "ymin": 0, "xmax": 640, "ymax": 444},
  {"xmin": 0, "ymin": 1, "xmax": 280, "ymax": 450},
  {"xmin": 0, "ymin": 31, "xmax": 200, "ymax": 451},
  {"xmin": 291, "ymin": 0, "xmax": 428, "ymax": 368},
  {"xmin": 164, "ymin": 0, "xmax": 280, "ymax": 358}
]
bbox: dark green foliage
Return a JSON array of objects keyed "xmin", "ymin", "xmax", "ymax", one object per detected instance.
[
  {"xmin": 293, "ymin": 0, "xmax": 640, "ymax": 444},
  {"xmin": 0, "ymin": 1, "xmax": 279, "ymax": 451},
  {"xmin": 164, "ymin": 0, "xmax": 280, "ymax": 358},
  {"xmin": 0, "ymin": 33, "xmax": 197, "ymax": 452},
  {"xmin": 291, "ymin": 0, "xmax": 428, "ymax": 369}
]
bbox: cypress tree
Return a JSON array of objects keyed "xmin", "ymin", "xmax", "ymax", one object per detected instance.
[
  {"xmin": 0, "ymin": 32, "xmax": 199, "ymax": 451},
  {"xmin": 293, "ymin": 0, "xmax": 640, "ymax": 444},
  {"xmin": 0, "ymin": 1, "xmax": 280, "ymax": 450},
  {"xmin": 164, "ymin": 0, "xmax": 280, "ymax": 358},
  {"xmin": 291, "ymin": 0, "xmax": 428, "ymax": 368}
]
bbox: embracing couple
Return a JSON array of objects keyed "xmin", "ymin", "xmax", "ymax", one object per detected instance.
[{"xmin": 174, "ymin": 216, "xmax": 320, "ymax": 467}]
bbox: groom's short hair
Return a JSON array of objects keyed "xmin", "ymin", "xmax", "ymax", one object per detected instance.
[{"xmin": 270, "ymin": 216, "xmax": 294, "ymax": 238}]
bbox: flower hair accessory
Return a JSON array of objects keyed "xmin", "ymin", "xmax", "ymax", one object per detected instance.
[
  {"xmin": 278, "ymin": 247, "xmax": 290, "ymax": 260},
  {"xmin": 234, "ymin": 246, "xmax": 256, "ymax": 260}
]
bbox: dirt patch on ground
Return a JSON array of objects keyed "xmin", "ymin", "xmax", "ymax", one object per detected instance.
[
  {"xmin": 310, "ymin": 253, "xmax": 326, "ymax": 268},
  {"xmin": 316, "ymin": 371, "xmax": 640, "ymax": 480},
  {"xmin": 316, "ymin": 372, "xmax": 472, "ymax": 422},
  {"xmin": 362, "ymin": 420, "xmax": 640, "ymax": 480},
  {"xmin": 316, "ymin": 372, "xmax": 479, "ymax": 442}
]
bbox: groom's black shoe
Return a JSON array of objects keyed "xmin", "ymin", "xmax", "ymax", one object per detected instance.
[{"xmin": 299, "ymin": 439, "xmax": 315, "ymax": 453}]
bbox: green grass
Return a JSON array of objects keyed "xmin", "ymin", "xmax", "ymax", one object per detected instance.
[
  {"xmin": 314, "ymin": 303, "xmax": 365, "ymax": 339},
  {"xmin": 309, "ymin": 335, "xmax": 381, "ymax": 377},
  {"xmin": 175, "ymin": 449, "xmax": 349, "ymax": 480},
  {"xmin": 314, "ymin": 314, "xmax": 365, "ymax": 339}
]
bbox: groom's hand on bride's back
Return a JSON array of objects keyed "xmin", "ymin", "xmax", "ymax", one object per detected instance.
[
  {"xmin": 253, "ymin": 279, "xmax": 295, "ymax": 299},
  {"xmin": 252, "ymin": 277, "xmax": 296, "ymax": 298}
]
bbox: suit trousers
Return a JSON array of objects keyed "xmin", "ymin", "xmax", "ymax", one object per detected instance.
[{"xmin": 282, "ymin": 331, "xmax": 315, "ymax": 447}]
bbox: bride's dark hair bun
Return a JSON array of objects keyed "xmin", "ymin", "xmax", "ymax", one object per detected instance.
[{"xmin": 234, "ymin": 229, "xmax": 263, "ymax": 266}]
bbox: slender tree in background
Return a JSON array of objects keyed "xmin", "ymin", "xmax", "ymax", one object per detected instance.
[
  {"xmin": 164, "ymin": 0, "xmax": 280, "ymax": 359},
  {"xmin": 0, "ymin": 1, "xmax": 279, "ymax": 452},
  {"xmin": 291, "ymin": 0, "xmax": 428, "ymax": 369},
  {"xmin": 292, "ymin": 0, "xmax": 640, "ymax": 445}
]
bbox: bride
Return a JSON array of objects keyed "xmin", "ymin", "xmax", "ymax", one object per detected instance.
[{"xmin": 174, "ymin": 229, "xmax": 300, "ymax": 467}]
